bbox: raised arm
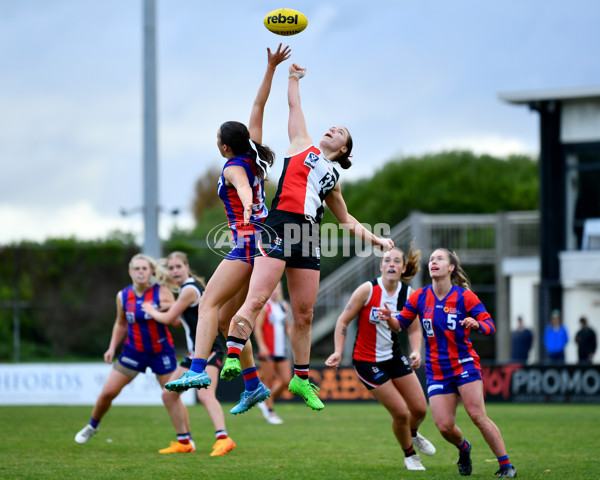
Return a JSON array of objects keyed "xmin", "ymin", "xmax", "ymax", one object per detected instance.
[
  {"xmin": 325, "ymin": 282, "xmax": 370, "ymax": 370},
  {"xmin": 286, "ymin": 62, "xmax": 312, "ymax": 156},
  {"xmin": 325, "ymin": 183, "xmax": 394, "ymax": 252},
  {"xmin": 248, "ymin": 44, "xmax": 291, "ymax": 144}
]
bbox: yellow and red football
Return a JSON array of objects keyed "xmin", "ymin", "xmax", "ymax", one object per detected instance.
[{"xmin": 264, "ymin": 8, "xmax": 308, "ymax": 36}]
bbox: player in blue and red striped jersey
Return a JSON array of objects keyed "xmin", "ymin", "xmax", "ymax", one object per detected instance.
[
  {"xmin": 75, "ymin": 254, "xmax": 178, "ymax": 446},
  {"xmin": 326, "ymin": 247, "xmax": 436, "ymax": 471},
  {"xmin": 378, "ymin": 248, "xmax": 517, "ymax": 478},
  {"xmin": 165, "ymin": 45, "xmax": 291, "ymax": 415}
]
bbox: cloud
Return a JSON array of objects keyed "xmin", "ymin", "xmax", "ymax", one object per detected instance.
[
  {"xmin": 0, "ymin": 201, "xmax": 194, "ymax": 244},
  {"xmin": 1, "ymin": 0, "xmax": 599, "ymax": 245},
  {"xmin": 428, "ymin": 135, "xmax": 537, "ymax": 158}
]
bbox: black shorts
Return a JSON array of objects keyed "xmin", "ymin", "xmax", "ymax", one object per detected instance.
[
  {"xmin": 270, "ymin": 355, "xmax": 288, "ymax": 362},
  {"xmin": 259, "ymin": 210, "xmax": 320, "ymax": 270},
  {"xmin": 180, "ymin": 339, "xmax": 224, "ymax": 370},
  {"xmin": 353, "ymin": 354, "xmax": 413, "ymax": 390}
]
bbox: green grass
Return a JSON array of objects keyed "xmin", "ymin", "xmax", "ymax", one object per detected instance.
[{"xmin": 1, "ymin": 403, "xmax": 598, "ymax": 479}]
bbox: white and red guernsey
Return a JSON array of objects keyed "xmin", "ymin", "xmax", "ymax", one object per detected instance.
[
  {"xmin": 353, "ymin": 278, "xmax": 410, "ymax": 363},
  {"xmin": 262, "ymin": 300, "xmax": 288, "ymax": 358},
  {"xmin": 270, "ymin": 145, "xmax": 340, "ymax": 223}
]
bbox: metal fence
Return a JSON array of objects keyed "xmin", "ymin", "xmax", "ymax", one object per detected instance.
[{"xmin": 311, "ymin": 211, "xmax": 540, "ymax": 344}]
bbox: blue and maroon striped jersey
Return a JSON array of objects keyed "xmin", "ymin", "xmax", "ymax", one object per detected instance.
[
  {"xmin": 217, "ymin": 154, "xmax": 268, "ymax": 243},
  {"xmin": 121, "ymin": 284, "xmax": 174, "ymax": 353},
  {"xmin": 397, "ymin": 284, "xmax": 495, "ymax": 381}
]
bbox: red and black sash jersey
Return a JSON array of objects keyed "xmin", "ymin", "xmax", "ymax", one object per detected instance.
[
  {"xmin": 271, "ymin": 145, "xmax": 339, "ymax": 224},
  {"xmin": 353, "ymin": 278, "xmax": 408, "ymax": 363}
]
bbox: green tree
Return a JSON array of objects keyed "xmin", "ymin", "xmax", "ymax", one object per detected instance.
[
  {"xmin": 326, "ymin": 150, "xmax": 538, "ymax": 226},
  {"xmin": 319, "ymin": 150, "xmax": 538, "ymax": 276}
]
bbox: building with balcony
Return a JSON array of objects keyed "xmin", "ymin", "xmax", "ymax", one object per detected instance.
[{"xmin": 310, "ymin": 86, "xmax": 600, "ymax": 366}]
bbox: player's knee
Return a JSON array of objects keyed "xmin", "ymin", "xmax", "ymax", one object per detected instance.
[
  {"xmin": 248, "ymin": 294, "xmax": 268, "ymax": 312},
  {"xmin": 162, "ymin": 388, "xmax": 178, "ymax": 405},
  {"xmin": 468, "ymin": 411, "xmax": 487, "ymax": 428},
  {"xmin": 293, "ymin": 305, "xmax": 314, "ymax": 326},
  {"xmin": 435, "ymin": 419, "xmax": 454, "ymax": 436},
  {"xmin": 412, "ymin": 403, "xmax": 428, "ymax": 421},
  {"xmin": 196, "ymin": 390, "xmax": 215, "ymax": 407},
  {"xmin": 98, "ymin": 389, "xmax": 118, "ymax": 404},
  {"xmin": 392, "ymin": 410, "xmax": 410, "ymax": 425}
]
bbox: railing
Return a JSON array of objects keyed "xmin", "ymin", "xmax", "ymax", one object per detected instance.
[{"xmin": 311, "ymin": 211, "xmax": 540, "ymax": 344}]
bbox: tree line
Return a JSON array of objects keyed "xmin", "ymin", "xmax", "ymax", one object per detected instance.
[{"xmin": 0, "ymin": 151, "xmax": 538, "ymax": 361}]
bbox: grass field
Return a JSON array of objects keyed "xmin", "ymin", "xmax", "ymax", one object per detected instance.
[{"xmin": 1, "ymin": 402, "xmax": 598, "ymax": 479}]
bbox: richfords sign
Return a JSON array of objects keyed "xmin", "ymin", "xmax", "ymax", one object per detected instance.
[{"xmin": 482, "ymin": 365, "xmax": 600, "ymax": 403}]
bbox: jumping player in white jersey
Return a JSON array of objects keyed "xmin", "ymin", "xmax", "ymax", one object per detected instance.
[
  {"xmin": 219, "ymin": 61, "xmax": 395, "ymax": 412},
  {"xmin": 326, "ymin": 247, "xmax": 436, "ymax": 471}
]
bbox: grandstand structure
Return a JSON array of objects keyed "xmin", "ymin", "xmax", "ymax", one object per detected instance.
[{"xmin": 310, "ymin": 210, "xmax": 540, "ymax": 364}]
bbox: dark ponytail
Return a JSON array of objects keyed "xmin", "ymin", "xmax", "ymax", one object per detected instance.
[
  {"xmin": 220, "ymin": 121, "xmax": 275, "ymax": 179},
  {"xmin": 334, "ymin": 127, "xmax": 353, "ymax": 170}
]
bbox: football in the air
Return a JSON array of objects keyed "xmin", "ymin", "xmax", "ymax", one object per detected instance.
[{"xmin": 264, "ymin": 8, "xmax": 308, "ymax": 36}]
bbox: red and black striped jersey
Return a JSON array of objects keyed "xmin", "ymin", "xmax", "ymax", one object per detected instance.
[
  {"xmin": 353, "ymin": 278, "xmax": 409, "ymax": 363},
  {"xmin": 271, "ymin": 145, "xmax": 339, "ymax": 224}
]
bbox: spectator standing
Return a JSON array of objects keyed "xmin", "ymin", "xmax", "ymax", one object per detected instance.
[
  {"xmin": 575, "ymin": 316, "xmax": 597, "ymax": 365},
  {"xmin": 511, "ymin": 315, "xmax": 533, "ymax": 363},
  {"xmin": 543, "ymin": 309, "xmax": 569, "ymax": 364}
]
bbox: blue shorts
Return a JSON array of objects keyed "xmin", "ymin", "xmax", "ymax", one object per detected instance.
[
  {"xmin": 117, "ymin": 344, "xmax": 177, "ymax": 375},
  {"xmin": 426, "ymin": 368, "xmax": 483, "ymax": 397},
  {"xmin": 225, "ymin": 232, "xmax": 259, "ymax": 264}
]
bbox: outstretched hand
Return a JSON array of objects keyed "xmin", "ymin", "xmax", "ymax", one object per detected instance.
[
  {"xmin": 267, "ymin": 43, "xmax": 291, "ymax": 67},
  {"xmin": 325, "ymin": 352, "xmax": 341, "ymax": 370},
  {"xmin": 289, "ymin": 62, "xmax": 306, "ymax": 78},
  {"xmin": 378, "ymin": 238, "xmax": 394, "ymax": 252}
]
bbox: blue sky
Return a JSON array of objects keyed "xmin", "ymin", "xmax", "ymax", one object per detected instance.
[{"xmin": 1, "ymin": 0, "xmax": 599, "ymax": 244}]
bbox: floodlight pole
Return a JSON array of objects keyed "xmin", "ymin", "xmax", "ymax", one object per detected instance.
[{"xmin": 142, "ymin": 0, "xmax": 161, "ymax": 258}]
